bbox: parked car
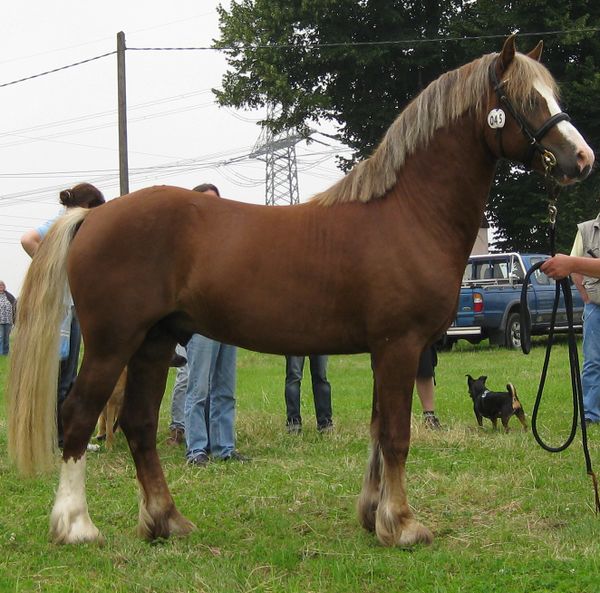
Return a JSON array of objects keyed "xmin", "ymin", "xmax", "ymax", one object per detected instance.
[{"xmin": 445, "ymin": 253, "xmax": 584, "ymax": 349}]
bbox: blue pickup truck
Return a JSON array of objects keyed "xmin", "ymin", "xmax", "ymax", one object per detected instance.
[{"xmin": 445, "ymin": 253, "xmax": 584, "ymax": 349}]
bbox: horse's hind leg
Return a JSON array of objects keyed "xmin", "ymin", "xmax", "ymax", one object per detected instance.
[
  {"xmin": 120, "ymin": 335, "xmax": 195, "ymax": 541},
  {"xmin": 371, "ymin": 344, "xmax": 433, "ymax": 547},
  {"xmin": 357, "ymin": 381, "xmax": 382, "ymax": 532},
  {"xmin": 51, "ymin": 359, "xmax": 123, "ymax": 544},
  {"xmin": 51, "ymin": 456, "xmax": 103, "ymax": 544}
]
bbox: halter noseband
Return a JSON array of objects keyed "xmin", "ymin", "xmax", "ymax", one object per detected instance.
[{"xmin": 489, "ymin": 60, "xmax": 570, "ymax": 172}]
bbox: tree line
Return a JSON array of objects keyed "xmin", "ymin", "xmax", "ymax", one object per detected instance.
[{"xmin": 215, "ymin": 0, "xmax": 600, "ymax": 253}]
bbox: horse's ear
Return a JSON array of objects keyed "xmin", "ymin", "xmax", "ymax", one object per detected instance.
[
  {"xmin": 498, "ymin": 34, "xmax": 517, "ymax": 74},
  {"xmin": 527, "ymin": 40, "xmax": 543, "ymax": 62}
]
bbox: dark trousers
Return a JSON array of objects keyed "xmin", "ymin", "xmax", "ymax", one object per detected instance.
[
  {"xmin": 57, "ymin": 308, "xmax": 82, "ymax": 447},
  {"xmin": 285, "ymin": 355, "xmax": 332, "ymax": 428}
]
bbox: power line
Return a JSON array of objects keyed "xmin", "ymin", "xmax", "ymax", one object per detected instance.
[
  {"xmin": 2, "ymin": 27, "xmax": 598, "ymax": 89},
  {"xmin": 0, "ymin": 100, "xmax": 217, "ymax": 150},
  {"xmin": 0, "ymin": 144, "xmax": 261, "ymax": 207},
  {"xmin": 0, "ymin": 89, "xmax": 213, "ymax": 140},
  {"xmin": 127, "ymin": 28, "xmax": 600, "ymax": 51},
  {"xmin": 0, "ymin": 51, "xmax": 116, "ymax": 89}
]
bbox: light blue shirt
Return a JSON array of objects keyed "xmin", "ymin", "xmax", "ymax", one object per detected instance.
[{"xmin": 36, "ymin": 212, "xmax": 61, "ymax": 240}]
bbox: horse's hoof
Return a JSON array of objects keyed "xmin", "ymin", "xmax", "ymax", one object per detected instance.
[
  {"xmin": 50, "ymin": 497, "xmax": 105, "ymax": 545},
  {"xmin": 50, "ymin": 517, "xmax": 105, "ymax": 545},
  {"xmin": 397, "ymin": 519, "xmax": 433, "ymax": 547},
  {"xmin": 169, "ymin": 512, "xmax": 196, "ymax": 537},
  {"xmin": 137, "ymin": 503, "xmax": 196, "ymax": 541},
  {"xmin": 357, "ymin": 499, "xmax": 378, "ymax": 533},
  {"xmin": 375, "ymin": 513, "xmax": 433, "ymax": 547}
]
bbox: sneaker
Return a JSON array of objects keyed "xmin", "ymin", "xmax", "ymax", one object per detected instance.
[
  {"xmin": 166, "ymin": 427, "xmax": 185, "ymax": 446},
  {"xmin": 317, "ymin": 422, "xmax": 334, "ymax": 434},
  {"xmin": 187, "ymin": 451, "xmax": 209, "ymax": 466},
  {"xmin": 286, "ymin": 421, "xmax": 302, "ymax": 435},
  {"xmin": 423, "ymin": 412, "xmax": 442, "ymax": 430},
  {"xmin": 222, "ymin": 450, "xmax": 250, "ymax": 463}
]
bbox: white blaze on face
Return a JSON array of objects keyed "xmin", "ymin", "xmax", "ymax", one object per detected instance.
[{"xmin": 533, "ymin": 79, "xmax": 587, "ymax": 147}]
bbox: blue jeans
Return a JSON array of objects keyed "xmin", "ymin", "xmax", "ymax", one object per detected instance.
[
  {"xmin": 0, "ymin": 323, "xmax": 11, "ymax": 355},
  {"xmin": 285, "ymin": 355, "xmax": 332, "ymax": 429},
  {"xmin": 184, "ymin": 334, "xmax": 237, "ymax": 459},
  {"xmin": 57, "ymin": 307, "xmax": 82, "ymax": 447},
  {"xmin": 169, "ymin": 344, "xmax": 188, "ymax": 431},
  {"xmin": 582, "ymin": 303, "xmax": 600, "ymax": 423}
]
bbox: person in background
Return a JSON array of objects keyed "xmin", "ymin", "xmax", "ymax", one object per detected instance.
[
  {"xmin": 184, "ymin": 183, "xmax": 248, "ymax": 466},
  {"xmin": 541, "ymin": 215, "xmax": 600, "ymax": 426},
  {"xmin": 0, "ymin": 281, "xmax": 17, "ymax": 355},
  {"xmin": 166, "ymin": 344, "xmax": 188, "ymax": 445},
  {"xmin": 284, "ymin": 355, "xmax": 333, "ymax": 434},
  {"xmin": 415, "ymin": 345, "xmax": 442, "ymax": 430},
  {"xmin": 21, "ymin": 182, "xmax": 106, "ymax": 448}
]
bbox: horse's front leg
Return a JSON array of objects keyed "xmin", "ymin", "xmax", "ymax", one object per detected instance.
[
  {"xmin": 370, "ymin": 344, "xmax": 433, "ymax": 547},
  {"xmin": 357, "ymin": 380, "xmax": 382, "ymax": 532},
  {"xmin": 121, "ymin": 337, "xmax": 196, "ymax": 541}
]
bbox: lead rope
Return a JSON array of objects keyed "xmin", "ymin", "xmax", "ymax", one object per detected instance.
[{"xmin": 520, "ymin": 158, "xmax": 600, "ymax": 513}]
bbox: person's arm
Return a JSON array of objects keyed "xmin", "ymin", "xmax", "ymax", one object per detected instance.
[
  {"xmin": 541, "ymin": 253, "xmax": 600, "ymax": 280},
  {"xmin": 21, "ymin": 229, "xmax": 43, "ymax": 257}
]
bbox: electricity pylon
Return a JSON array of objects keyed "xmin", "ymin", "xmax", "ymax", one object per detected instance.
[{"xmin": 250, "ymin": 104, "xmax": 302, "ymax": 206}]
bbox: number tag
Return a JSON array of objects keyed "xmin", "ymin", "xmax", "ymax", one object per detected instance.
[{"xmin": 487, "ymin": 109, "xmax": 506, "ymax": 129}]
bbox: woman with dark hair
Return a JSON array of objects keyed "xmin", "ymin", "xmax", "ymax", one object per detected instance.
[
  {"xmin": 21, "ymin": 183, "xmax": 105, "ymax": 255},
  {"xmin": 21, "ymin": 183, "xmax": 106, "ymax": 448}
]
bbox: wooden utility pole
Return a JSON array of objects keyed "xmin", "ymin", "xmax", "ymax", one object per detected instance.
[{"xmin": 117, "ymin": 31, "xmax": 129, "ymax": 195}]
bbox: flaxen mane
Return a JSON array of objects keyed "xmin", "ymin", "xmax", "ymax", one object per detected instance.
[{"xmin": 313, "ymin": 52, "xmax": 558, "ymax": 207}]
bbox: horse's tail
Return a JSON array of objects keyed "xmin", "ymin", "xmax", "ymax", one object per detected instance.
[{"xmin": 7, "ymin": 207, "xmax": 90, "ymax": 475}]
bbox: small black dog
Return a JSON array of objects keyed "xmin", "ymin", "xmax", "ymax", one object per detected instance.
[{"xmin": 466, "ymin": 375, "xmax": 527, "ymax": 432}]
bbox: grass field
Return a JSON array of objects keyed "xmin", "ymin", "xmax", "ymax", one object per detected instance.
[{"xmin": 1, "ymin": 339, "xmax": 599, "ymax": 592}]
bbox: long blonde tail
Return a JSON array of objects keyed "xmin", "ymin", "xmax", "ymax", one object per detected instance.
[{"xmin": 7, "ymin": 207, "xmax": 90, "ymax": 475}]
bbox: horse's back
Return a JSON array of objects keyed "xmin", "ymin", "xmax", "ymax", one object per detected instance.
[{"xmin": 67, "ymin": 184, "xmax": 461, "ymax": 355}]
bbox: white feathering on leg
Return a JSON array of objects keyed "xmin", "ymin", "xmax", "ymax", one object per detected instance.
[{"xmin": 50, "ymin": 456, "xmax": 104, "ymax": 544}]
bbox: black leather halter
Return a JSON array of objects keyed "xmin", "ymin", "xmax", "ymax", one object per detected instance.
[{"xmin": 489, "ymin": 60, "xmax": 571, "ymax": 170}]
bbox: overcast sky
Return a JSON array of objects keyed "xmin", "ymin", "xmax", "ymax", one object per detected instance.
[{"xmin": 1, "ymin": 1, "xmax": 347, "ymax": 295}]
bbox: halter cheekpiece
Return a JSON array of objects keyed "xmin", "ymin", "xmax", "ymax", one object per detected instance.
[{"xmin": 489, "ymin": 60, "xmax": 570, "ymax": 172}]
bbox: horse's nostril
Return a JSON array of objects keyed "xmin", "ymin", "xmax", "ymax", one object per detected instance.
[{"xmin": 577, "ymin": 147, "xmax": 595, "ymax": 171}]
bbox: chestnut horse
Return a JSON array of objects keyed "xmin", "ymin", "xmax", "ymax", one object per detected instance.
[{"xmin": 7, "ymin": 36, "xmax": 594, "ymax": 546}]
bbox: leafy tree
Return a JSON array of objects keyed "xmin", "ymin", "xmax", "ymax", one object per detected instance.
[
  {"xmin": 215, "ymin": 0, "xmax": 464, "ymax": 163},
  {"xmin": 457, "ymin": 0, "xmax": 600, "ymax": 252},
  {"xmin": 215, "ymin": 0, "xmax": 600, "ymax": 253}
]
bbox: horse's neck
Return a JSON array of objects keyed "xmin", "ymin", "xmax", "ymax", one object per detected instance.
[{"xmin": 392, "ymin": 114, "xmax": 495, "ymax": 261}]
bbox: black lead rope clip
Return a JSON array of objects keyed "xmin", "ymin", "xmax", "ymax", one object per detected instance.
[{"xmin": 520, "ymin": 199, "xmax": 600, "ymax": 514}]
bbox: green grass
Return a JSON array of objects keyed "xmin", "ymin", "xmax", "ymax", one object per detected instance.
[{"xmin": 1, "ymin": 339, "xmax": 599, "ymax": 592}]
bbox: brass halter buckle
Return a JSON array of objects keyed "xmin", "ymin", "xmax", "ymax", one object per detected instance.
[
  {"xmin": 542, "ymin": 150, "xmax": 558, "ymax": 175},
  {"xmin": 548, "ymin": 202, "xmax": 557, "ymax": 226}
]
